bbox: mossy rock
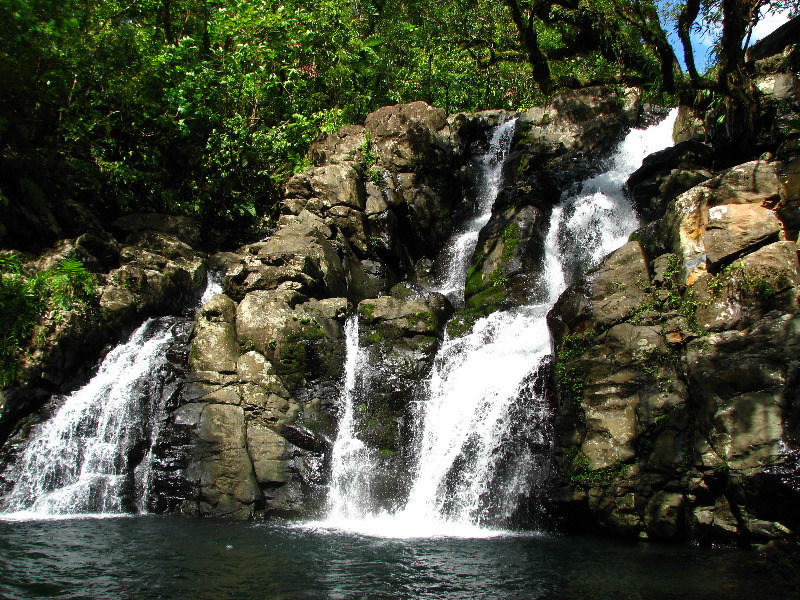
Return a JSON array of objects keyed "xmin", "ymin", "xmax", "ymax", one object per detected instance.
[{"xmin": 274, "ymin": 320, "xmax": 342, "ymax": 389}]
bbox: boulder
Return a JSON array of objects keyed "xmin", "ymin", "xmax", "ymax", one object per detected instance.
[
  {"xmin": 686, "ymin": 313, "xmax": 800, "ymax": 471},
  {"xmin": 703, "ymin": 204, "xmax": 782, "ymax": 267},
  {"xmin": 364, "ymin": 101, "xmax": 450, "ymax": 172},
  {"xmin": 657, "ymin": 160, "xmax": 784, "ymax": 284},
  {"xmin": 549, "ymin": 241, "xmax": 651, "ymax": 338},
  {"xmin": 308, "ymin": 125, "xmax": 366, "ymax": 167},
  {"xmin": 189, "ymin": 294, "xmax": 239, "ymax": 374},
  {"xmin": 626, "ymin": 139, "xmax": 714, "ymax": 221}
]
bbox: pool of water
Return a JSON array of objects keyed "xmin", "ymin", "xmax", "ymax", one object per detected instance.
[{"xmin": 0, "ymin": 517, "xmax": 796, "ymax": 599}]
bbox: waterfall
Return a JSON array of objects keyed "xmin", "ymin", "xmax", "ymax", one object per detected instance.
[
  {"xmin": 325, "ymin": 317, "xmax": 375, "ymax": 519},
  {"xmin": 0, "ymin": 319, "xmax": 176, "ymax": 517},
  {"xmin": 319, "ymin": 110, "xmax": 678, "ymax": 537},
  {"xmin": 431, "ymin": 118, "xmax": 517, "ymax": 307},
  {"xmin": 0, "ymin": 272, "xmax": 220, "ymax": 518}
]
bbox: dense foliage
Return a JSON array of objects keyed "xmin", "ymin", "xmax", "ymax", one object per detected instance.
[
  {"xmin": 0, "ymin": 0, "xmax": 796, "ymax": 245},
  {"xmin": 0, "ymin": 254, "xmax": 97, "ymax": 386}
]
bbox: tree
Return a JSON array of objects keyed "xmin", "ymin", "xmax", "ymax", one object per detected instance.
[{"xmin": 497, "ymin": 0, "xmax": 800, "ymax": 161}]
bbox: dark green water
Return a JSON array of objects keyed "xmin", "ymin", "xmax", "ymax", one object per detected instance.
[{"xmin": 0, "ymin": 517, "xmax": 796, "ymax": 599}]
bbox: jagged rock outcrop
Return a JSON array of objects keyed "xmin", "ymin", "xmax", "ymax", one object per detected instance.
[
  {"xmin": 355, "ymin": 283, "xmax": 452, "ymax": 453},
  {"xmin": 548, "ymin": 143, "xmax": 800, "ymax": 544},
  {"xmin": 148, "ymin": 101, "xmax": 496, "ymax": 517},
  {"xmin": 152, "ymin": 91, "xmax": 662, "ymax": 519},
  {"xmin": 156, "ymin": 92, "xmax": 639, "ymax": 518}
]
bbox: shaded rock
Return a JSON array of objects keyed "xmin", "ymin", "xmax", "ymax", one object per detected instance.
[
  {"xmin": 644, "ymin": 492, "xmax": 685, "ymax": 539},
  {"xmin": 112, "ymin": 213, "xmax": 201, "ymax": 247},
  {"xmin": 517, "ymin": 86, "xmax": 640, "ymax": 156},
  {"xmin": 686, "ymin": 313, "xmax": 800, "ymax": 471},
  {"xmin": 626, "ymin": 139, "xmax": 714, "ymax": 221},
  {"xmin": 672, "ymin": 105, "xmax": 706, "ymax": 144},
  {"xmin": 747, "ymin": 16, "xmax": 800, "ymax": 62},
  {"xmin": 778, "ymin": 155, "xmax": 800, "ymax": 235},
  {"xmin": 247, "ymin": 424, "xmax": 289, "ymax": 484}
]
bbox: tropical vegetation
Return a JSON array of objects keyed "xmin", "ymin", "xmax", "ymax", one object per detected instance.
[{"xmin": 0, "ymin": 0, "xmax": 797, "ymax": 243}]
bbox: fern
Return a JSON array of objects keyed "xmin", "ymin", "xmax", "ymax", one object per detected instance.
[{"xmin": 0, "ymin": 256, "xmax": 97, "ymax": 387}]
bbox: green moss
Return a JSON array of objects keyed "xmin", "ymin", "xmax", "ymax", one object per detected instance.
[
  {"xmin": 376, "ymin": 321, "xmax": 404, "ymax": 342},
  {"xmin": 359, "ymin": 133, "xmax": 378, "ymax": 167},
  {"xmin": 407, "ymin": 311, "xmax": 436, "ymax": 330},
  {"xmin": 274, "ymin": 322, "xmax": 331, "ymax": 385},
  {"xmin": 366, "ymin": 167, "xmax": 384, "ymax": 187},
  {"xmin": 354, "ymin": 396, "xmax": 401, "ymax": 452},
  {"xmin": 464, "ymin": 265, "xmax": 510, "ymax": 313},
  {"xmin": 500, "ymin": 223, "xmax": 521, "ymax": 261},
  {"xmin": 708, "ymin": 261, "xmax": 789, "ymax": 309},
  {"xmin": 554, "ymin": 332, "xmax": 596, "ymax": 404},
  {"xmin": 565, "ymin": 446, "xmax": 630, "ymax": 486},
  {"xmin": 446, "ymin": 310, "xmax": 482, "ymax": 338},
  {"xmin": 359, "ymin": 302, "xmax": 375, "ymax": 320},
  {"xmin": 632, "ymin": 258, "xmax": 700, "ymax": 333}
]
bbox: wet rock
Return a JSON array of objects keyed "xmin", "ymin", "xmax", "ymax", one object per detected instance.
[
  {"xmin": 189, "ymin": 295, "xmax": 239, "ymax": 373},
  {"xmin": 550, "ymin": 147, "xmax": 800, "ymax": 545},
  {"xmin": 247, "ymin": 424, "xmax": 289, "ymax": 484}
]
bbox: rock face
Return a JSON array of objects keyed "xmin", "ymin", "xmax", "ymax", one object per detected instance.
[
  {"xmin": 4, "ymin": 73, "xmax": 798, "ymax": 552},
  {"xmin": 150, "ymin": 92, "xmax": 648, "ymax": 519},
  {"xmin": 146, "ymin": 101, "xmax": 495, "ymax": 518},
  {"xmin": 547, "ymin": 143, "xmax": 800, "ymax": 544}
]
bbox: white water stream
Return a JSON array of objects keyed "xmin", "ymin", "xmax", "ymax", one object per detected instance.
[
  {"xmin": 0, "ymin": 273, "xmax": 222, "ymax": 519},
  {"xmin": 431, "ymin": 119, "xmax": 517, "ymax": 306},
  {"xmin": 319, "ymin": 110, "xmax": 678, "ymax": 537}
]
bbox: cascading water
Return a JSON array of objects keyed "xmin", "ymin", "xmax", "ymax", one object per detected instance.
[
  {"xmin": 430, "ymin": 118, "xmax": 517, "ymax": 307},
  {"xmin": 320, "ymin": 110, "xmax": 678, "ymax": 537},
  {"xmin": 0, "ymin": 320, "xmax": 176, "ymax": 517},
  {"xmin": 0, "ymin": 273, "xmax": 220, "ymax": 518},
  {"xmin": 325, "ymin": 317, "xmax": 374, "ymax": 519}
]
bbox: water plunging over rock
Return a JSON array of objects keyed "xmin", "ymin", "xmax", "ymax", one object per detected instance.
[
  {"xmin": 0, "ymin": 317, "xmax": 188, "ymax": 516},
  {"xmin": 429, "ymin": 118, "xmax": 517, "ymax": 307},
  {"xmin": 317, "ymin": 110, "xmax": 678, "ymax": 537}
]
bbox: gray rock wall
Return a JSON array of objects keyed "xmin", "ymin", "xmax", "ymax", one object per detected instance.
[{"xmin": 548, "ymin": 151, "xmax": 800, "ymax": 545}]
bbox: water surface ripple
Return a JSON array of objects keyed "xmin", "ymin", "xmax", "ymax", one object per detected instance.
[{"xmin": 0, "ymin": 518, "xmax": 795, "ymax": 599}]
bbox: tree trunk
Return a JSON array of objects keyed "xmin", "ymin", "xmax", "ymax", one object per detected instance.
[{"xmin": 503, "ymin": 0, "xmax": 552, "ymax": 95}]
